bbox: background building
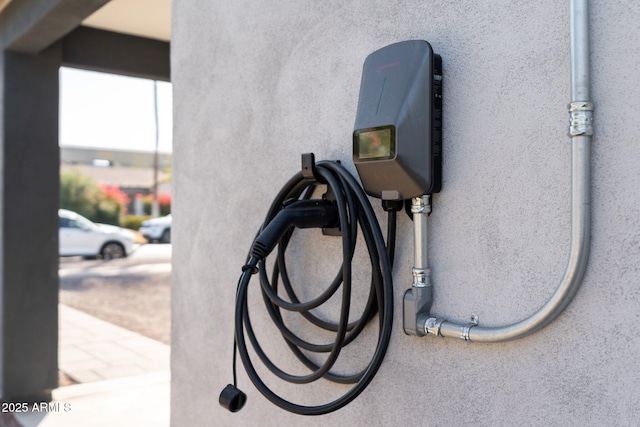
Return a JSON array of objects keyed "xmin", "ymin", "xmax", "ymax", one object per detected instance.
[
  {"xmin": 61, "ymin": 146, "xmax": 172, "ymax": 212},
  {"xmin": 61, "ymin": 146, "xmax": 172, "ymax": 169}
]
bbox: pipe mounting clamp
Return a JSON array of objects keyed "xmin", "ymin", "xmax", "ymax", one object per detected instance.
[
  {"xmin": 569, "ymin": 102, "xmax": 594, "ymax": 137},
  {"xmin": 460, "ymin": 324, "xmax": 476, "ymax": 342}
]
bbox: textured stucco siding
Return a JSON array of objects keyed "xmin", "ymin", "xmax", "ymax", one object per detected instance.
[{"xmin": 171, "ymin": 1, "xmax": 640, "ymax": 425}]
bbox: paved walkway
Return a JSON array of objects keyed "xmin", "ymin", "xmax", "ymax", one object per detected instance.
[
  {"xmin": 58, "ymin": 305, "xmax": 169, "ymax": 383},
  {"xmin": 13, "ymin": 305, "xmax": 170, "ymax": 427}
]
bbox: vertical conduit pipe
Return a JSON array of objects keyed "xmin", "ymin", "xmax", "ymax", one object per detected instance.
[
  {"xmin": 434, "ymin": 0, "xmax": 593, "ymax": 342},
  {"xmin": 403, "ymin": 196, "xmax": 434, "ymax": 337},
  {"xmin": 412, "ymin": 196, "xmax": 430, "ymax": 276}
]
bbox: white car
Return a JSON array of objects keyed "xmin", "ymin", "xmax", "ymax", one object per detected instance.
[
  {"xmin": 59, "ymin": 209, "xmax": 136, "ymax": 259},
  {"xmin": 139, "ymin": 214, "xmax": 171, "ymax": 243}
]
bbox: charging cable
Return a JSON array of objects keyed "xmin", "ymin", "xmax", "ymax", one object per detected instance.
[{"xmin": 220, "ymin": 154, "xmax": 398, "ymax": 415}]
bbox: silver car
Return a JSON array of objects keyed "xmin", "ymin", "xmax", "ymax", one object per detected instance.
[{"xmin": 139, "ymin": 214, "xmax": 171, "ymax": 243}]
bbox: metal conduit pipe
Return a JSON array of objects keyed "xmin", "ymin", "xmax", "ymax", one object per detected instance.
[
  {"xmin": 412, "ymin": 195, "xmax": 430, "ymax": 276},
  {"xmin": 425, "ymin": 0, "xmax": 593, "ymax": 343},
  {"xmin": 403, "ymin": 195, "xmax": 434, "ymax": 337}
]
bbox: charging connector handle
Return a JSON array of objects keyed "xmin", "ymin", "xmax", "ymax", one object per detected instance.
[{"xmin": 251, "ymin": 200, "xmax": 338, "ymax": 261}]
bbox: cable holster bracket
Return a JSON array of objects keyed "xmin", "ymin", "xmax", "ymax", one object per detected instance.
[{"xmin": 301, "ymin": 153, "xmax": 323, "ymax": 183}]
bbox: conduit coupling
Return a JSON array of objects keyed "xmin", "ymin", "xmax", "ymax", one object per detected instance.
[
  {"xmin": 411, "ymin": 195, "xmax": 432, "ymax": 215},
  {"xmin": 569, "ymin": 102, "xmax": 594, "ymax": 136},
  {"xmin": 412, "ymin": 267, "xmax": 428, "ymax": 287},
  {"xmin": 423, "ymin": 317, "xmax": 445, "ymax": 337}
]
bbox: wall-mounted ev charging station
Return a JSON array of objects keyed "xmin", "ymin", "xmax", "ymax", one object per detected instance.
[
  {"xmin": 220, "ymin": 0, "xmax": 593, "ymax": 413},
  {"xmin": 220, "ymin": 39, "xmax": 443, "ymax": 416}
]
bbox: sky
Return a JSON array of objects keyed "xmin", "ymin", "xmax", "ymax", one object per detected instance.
[{"xmin": 59, "ymin": 67, "xmax": 173, "ymax": 153}]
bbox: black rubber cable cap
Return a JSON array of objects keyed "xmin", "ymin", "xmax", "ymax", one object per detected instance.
[{"xmin": 219, "ymin": 384, "xmax": 247, "ymax": 412}]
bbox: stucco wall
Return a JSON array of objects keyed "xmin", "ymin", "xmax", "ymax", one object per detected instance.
[{"xmin": 171, "ymin": 1, "xmax": 640, "ymax": 425}]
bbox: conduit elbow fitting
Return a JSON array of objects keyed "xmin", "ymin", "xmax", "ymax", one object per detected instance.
[{"xmin": 403, "ymin": 283, "xmax": 433, "ymax": 336}]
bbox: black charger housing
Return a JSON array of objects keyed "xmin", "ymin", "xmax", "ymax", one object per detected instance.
[{"xmin": 353, "ymin": 40, "xmax": 442, "ymax": 200}]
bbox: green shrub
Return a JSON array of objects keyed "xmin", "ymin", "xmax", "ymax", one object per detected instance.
[
  {"xmin": 92, "ymin": 198, "xmax": 121, "ymax": 225},
  {"xmin": 60, "ymin": 170, "xmax": 101, "ymax": 220},
  {"xmin": 122, "ymin": 215, "xmax": 152, "ymax": 230},
  {"xmin": 60, "ymin": 170, "xmax": 130, "ymax": 226}
]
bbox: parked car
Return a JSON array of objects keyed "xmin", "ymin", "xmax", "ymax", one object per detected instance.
[
  {"xmin": 139, "ymin": 214, "xmax": 171, "ymax": 243},
  {"xmin": 59, "ymin": 209, "xmax": 136, "ymax": 259}
]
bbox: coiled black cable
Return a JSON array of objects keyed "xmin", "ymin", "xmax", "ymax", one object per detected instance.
[{"xmin": 226, "ymin": 159, "xmax": 396, "ymax": 416}]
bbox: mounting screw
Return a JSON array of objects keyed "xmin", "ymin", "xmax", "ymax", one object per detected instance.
[{"xmin": 470, "ymin": 314, "xmax": 479, "ymax": 325}]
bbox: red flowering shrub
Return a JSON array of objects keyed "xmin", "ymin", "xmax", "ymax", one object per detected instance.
[
  {"xmin": 143, "ymin": 192, "xmax": 171, "ymax": 216},
  {"xmin": 93, "ymin": 183, "xmax": 131, "ymax": 225}
]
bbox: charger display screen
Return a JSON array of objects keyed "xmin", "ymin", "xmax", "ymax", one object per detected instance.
[{"xmin": 354, "ymin": 126, "xmax": 395, "ymax": 161}]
